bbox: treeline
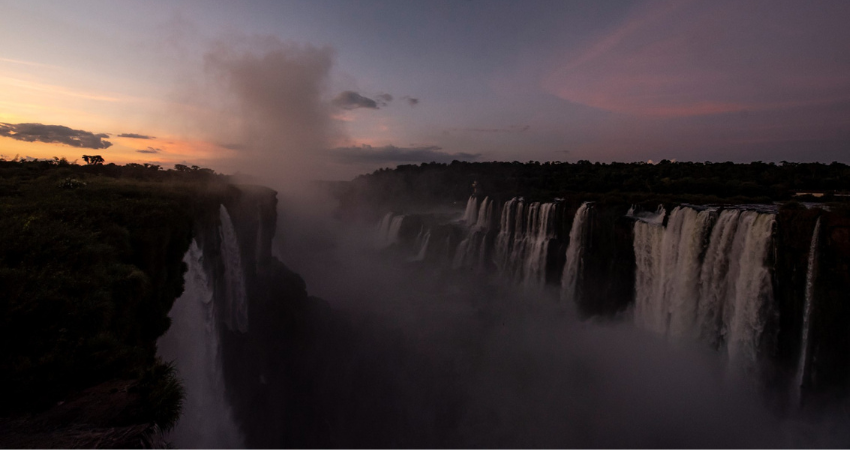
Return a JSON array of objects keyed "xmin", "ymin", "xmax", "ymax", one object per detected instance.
[
  {"xmin": 0, "ymin": 159, "xmax": 229, "ymax": 429},
  {"xmin": 339, "ymin": 160, "xmax": 850, "ymax": 213}
]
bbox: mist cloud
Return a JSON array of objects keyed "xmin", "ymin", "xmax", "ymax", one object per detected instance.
[
  {"xmin": 330, "ymin": 144, "xmax": 480, "ymax": 164},
  {"xmin": 201, "ymin": 38, "xmax": 342, "ymax": 184},
  {"xmin": 332, "ymin": 91, "xmax": 380, "ymax": 110},
  {"xmin": 0, "ymin": 122, "xmax": 112, "ymax": 149},
  {"xmin": 118, "ymin": 133, "xmax": 154, "ymax": 139},
  {"xmin": 136, "ymin": 147, "xmax": 162, "ymax": 154}
]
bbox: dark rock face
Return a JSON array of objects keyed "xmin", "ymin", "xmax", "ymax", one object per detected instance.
[
  {"xmin": 808, "ymin": 213, "xmax": 850, "ymax": 396},
  {"xmin": 771, "ymin": 207, "xmax": 821, "ymax": 385},
  {"xmin": 576, "ymin": 206, "xmax": 636, "ymax": 317}
]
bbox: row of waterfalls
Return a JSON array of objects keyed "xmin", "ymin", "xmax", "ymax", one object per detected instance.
[{"xmin": 376, "ymin": 195, "xmax": 835, "ymax": 398}]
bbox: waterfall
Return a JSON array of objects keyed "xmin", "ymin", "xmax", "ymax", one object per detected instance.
[
  {"xmin": 453, "ymin": 197, "xmax": 493, "ymax": 268},
  {"xmin": 219, "ymin": 205, "xmax": 248, "ymax": 333},
  {"xmin": 157, "ymin": 240, "xmax": 243, "ymax": 448},
  {"xmin": 633, "ymin": 206, "xmax": 775, "ymax": 369},
  {"xmin": 522, "ymin": 202, "xmax": 557, "ymax": 286},
  {"xmin": 462, "ymin": 196, "xmax": 479, "ymax": 224},
  {"xmin": 697, "ymin": 210, "xmax": 742, "ymax": 348},
  {"xmin": 494, "ymin": 198, "xmax": 520, "ymax": 272},
  {"xmin": 376, "ymin": 212, "xmax": 405, "ymax": 247},
  {"xmin": 377, "ymin": 212, "xmax": 394, "ymax": 241},
  {"xmin": 388, "ymin": 216, "xmax": 404, "ymax": 243},
  {"xmin": 664, "ymin": 207, "xmax": 713, "ymax": 340},
  {"xmin": 475, "ymin": 197, "xmax": 493, "ymax": 229},
  {"xmin": 796, "ymin": 217, "xmax": 821, "ymax": 401},
  {"xmin": 412, "ymin": 229, "xmax": 431, "ymax": 262},
  {"xmin": 561, "ymin": 203, "xmax": 590, "ymax": 302},
  {"xmin": 724, "ymin": 211, "xmax": 775, "ymax": 370},
  {"xmin": 634, "ymin": 206, "xmax": 714, "ymax": 337},
  {"xmin": 489, "ymin": 200, "xmax": 559, "ymax": 285}
]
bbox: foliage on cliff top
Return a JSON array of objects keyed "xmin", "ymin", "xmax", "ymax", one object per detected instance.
[
  {"xmin": 0, "ymin": 159, "xmax": 228, "ymax": 424},
  {"xmin": 339, "ymin": 160, "xmax": 850, "ymax": 212}
]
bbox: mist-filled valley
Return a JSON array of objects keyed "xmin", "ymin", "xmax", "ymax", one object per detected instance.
[
  {"xmin": 155, "ymin": 169, "xmax": 850, "ymax": 448},
  {"xmin": 2, "ymin": 159, "xmax": 850, "ymax": 448}
]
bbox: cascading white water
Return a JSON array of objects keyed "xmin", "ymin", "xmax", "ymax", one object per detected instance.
[
  {"xmin": 412, "ymin": 229, "xmax": 431, "ymax": 261},
  {"xmin": 219, "ymin": 205, "xmax": 248, "ymax": 333},
  {"xmin": 634, "ymin": 206, "xmax": 714, "ymax": 336},
  {"xmin": 388, "ymin": 216, "xmax": 404, "ymax": 243},
  {"xmin": 523, "ymin": 202, "xmax": 557, "ymax": 286},
  {"xmin": 157, "ymin": 240, "xmax": 243, "ymax": 448},
  {"xmin": 796, "ymin": 217, "xmax": 821, "ymax": 400},
  {"xmin": 375, "ymin": 213, "xmax": 405, "ymax": 247},
  {"xmin": 490, "ymin": 200, "xmax": 559, "ymax": 285},
  {"xmin": 561, "ymin": 203, "xmax": 590, "ymax": 302},
  {"xmin": 724, "ymin": 211, "xmax": 775, "ymax": 370},
  {"xmin": 494, "ymin": 198, "xmax": 518, "ymax": 269},
  {"xmin": 475, "ymin": 197, "xmax": 493, "ymax": 229},
  {"xmin": 664, "ymin": 207, "xmax": 713, "ymax": 340},
  {"xmin": 453, "ymin": 197, "xmax": 493, "ymax": 268},
  {"xmin": 697, "ymin": 210, "xmax": 742, "ymax": 347},
  {"xmin": 633, "ymin": 206, "xmax": 775, "ymax": 370},
  {"xmin": 462, "ymin": 196, "xmax": 479, "ymax": 224}
]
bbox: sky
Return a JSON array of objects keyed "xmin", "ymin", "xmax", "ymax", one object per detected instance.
[{"xmin": 1, "ymin": 0, "xmax": 849, "ymax": 181}]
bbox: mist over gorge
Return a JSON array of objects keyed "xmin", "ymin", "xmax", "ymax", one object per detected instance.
[{"xmin": 149, "ymin": 160, "xmax": 850, "ymax": 448}]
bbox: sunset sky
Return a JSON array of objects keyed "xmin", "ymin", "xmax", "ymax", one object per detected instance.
[{"xmin": 1, "ymin": 0, "xmax": 849, "ymax": 181}]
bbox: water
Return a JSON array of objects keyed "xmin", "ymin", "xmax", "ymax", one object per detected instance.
[
  {"xmin": 633, "ymin": 206, "xmax": 775, "ymax": 370},
  {"xmin": 376, "ymin": 212, "xmax": 405, "ymax": 248},
  {"xmin": 561, "ymin": 202, "xmax": 590, "ymax": 303},
  {"xmin": 220, "ymin": 205, "xmax": 248, "ymax": 333},
  {"xmin": 157, "ymin": 240, "xmax": 243, "ymax": 448},
  {"xmin": 796, "ymin": 217, "xmax": 821, "ymax": 403}
]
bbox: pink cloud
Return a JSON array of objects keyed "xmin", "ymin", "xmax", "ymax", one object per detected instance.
[{"xmin": 543, "ymin": 0, "xmax": 850, "ymax": 118}]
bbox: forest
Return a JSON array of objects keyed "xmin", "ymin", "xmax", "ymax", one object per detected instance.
[
  {"xmin": 0, "ymin": 158, "xmax": 229, "ymax": 444},
  {"xmin": 338, "ymin": 160, "xmax": 850, "ymax": 215}
]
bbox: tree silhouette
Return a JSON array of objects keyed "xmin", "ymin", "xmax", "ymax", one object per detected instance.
[{"xmin": 82, "ymin": 155, "xmax": 104, "ymax": 165}]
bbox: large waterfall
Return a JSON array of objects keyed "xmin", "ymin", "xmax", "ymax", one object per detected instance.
[
  {"xmin": 453, "ymin": 196, "xmax": 494, "ymax": 269},
  {"xmin": 220, "ymin": 205, "xmax": 249, "ymax": 333},
  {"xmin": 633, "ymin": 206, "xmax": 776, "ymax": 369},
  {"xmin": 796, "ymin": 216, "xmax": 821, "ymax": 401},
  {"xmin": 490, "ymin": 197, "xmax": 559, "ymax": 286},
  {"xmin": 376, "ymin": 212, "xmax": 405, "ymax": 248},
  {"xmin": 561, "ymin": 203, "xmax": 590, "ymax": 302},
  {"xmin": 157, "ymin": 240, "xmax": 243, "ymax": 448}
]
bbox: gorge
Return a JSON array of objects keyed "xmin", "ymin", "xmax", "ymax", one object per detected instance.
[{"xmin": 3, "ymin": 160, "xmax": 850, "ymax": 447}]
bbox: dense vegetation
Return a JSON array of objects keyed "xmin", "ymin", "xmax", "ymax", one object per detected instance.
[
  {"xmin": 0, "ymin": 158, "xmax": 227, "ymax": 429},
  {"xmin": 339, "ymin": 160, "xmax": 850, "ymax": 214}
]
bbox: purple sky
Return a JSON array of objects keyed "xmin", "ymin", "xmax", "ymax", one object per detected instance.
[{"xmin": 1, "ymin": 0, "xmax": 848, "ymax": 181}]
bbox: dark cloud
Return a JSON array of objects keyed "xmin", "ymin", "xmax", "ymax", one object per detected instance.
[
  {"xmin": 0, "ymin": 122, "xmax": 112, "ymax": 149},
  {"xmin": 118, "ymin": 133, "xmax": 154, "ymax": 139},
  {"xmin": 376, "ymin": 93, "xmax": 393, "ymax": 107},
  {"xmin": 330, "ymin": 144, "xmax": 480, "ymax": 164},
  {"xmin": 136, "ymin": 147, "xmax": 162, "ymax": 154},
  {"xmin": 403, "ymin": 96, "xmax": 419, "ymax": 106},
  {"xmin": 332, "ymin": 91, "xmax": 379, "ymax": 110}
]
